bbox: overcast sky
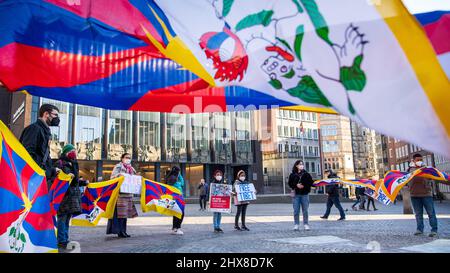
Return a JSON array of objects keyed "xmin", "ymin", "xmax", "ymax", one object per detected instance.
[{"xmin": 402, "ymin": 0, "xmax": 450, "ymax": 13}]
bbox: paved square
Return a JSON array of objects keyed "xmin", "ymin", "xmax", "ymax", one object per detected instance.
[{"xmin": 67, "ymin": 201, "xmax": 450, "ymax": 253}]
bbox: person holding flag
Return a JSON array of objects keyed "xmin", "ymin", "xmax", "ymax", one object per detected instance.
[
  {"xmin": 166, "ymin": 166, "xmax": 186, "ymax": 235},
  {"xmin": 320, "ymin": 169, "xmax": 346, "ymax": 221},
  {"xmin": 19, "ymin": 104, "xmax": 60, "ymax": 189},
  {"xmin": 106, "ymin": 153, "xmax": 139, "ymax": 238},
  {"xmin": 54, "ymin": 144, "xmax": 88, "ymax": 251}
]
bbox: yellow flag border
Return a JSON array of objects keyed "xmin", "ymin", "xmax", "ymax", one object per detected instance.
[
  {"xmin": 375, "ymin": 0, "xmax": 450, "ymax": 138},
  {"xmin": 70, "ymin": 176, "xmax": 124, "ymax": 227}
]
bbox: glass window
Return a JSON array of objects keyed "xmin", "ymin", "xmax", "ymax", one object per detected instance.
[
  {"xmin": 235, "ymin": 111, "xmax": 252, "ymax": 164},
  {"xmin": 108, "ymin": 110, "xmax": 132, "ymax": 160},
  {"xmin": 166, "ymin": 113, "xmax": 187, "ymax": 162},
  {"xmin": 213, "ymin": 113, "xmax": 232, "ymax": 163},
  {"xmin": 191, "ymin": 113, "xmax": 210, "ymax": 163},
  {"xmin": 138, "ymin": 112, "xmax": 161, "ymax": 162},
  {"xmin": 41, "ymin": 98, "xmax": 70, "ymax": 158},
  {"xmin": 74, "ymin": 105, "xmax": 103, "ymax": 160}
]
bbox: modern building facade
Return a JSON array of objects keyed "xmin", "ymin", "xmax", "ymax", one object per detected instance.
[
  {"xmin": 260, "ymin": 109, "xmax": 322, "ymax": 194},
  {"xmin": 3, "ymin": 92, "xmax": 263, "ymax": 198}
]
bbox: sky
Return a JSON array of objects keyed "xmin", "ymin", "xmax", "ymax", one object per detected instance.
[{"xmin": 402, "ymin": 0, "xmax": 450, "ymax": 13}]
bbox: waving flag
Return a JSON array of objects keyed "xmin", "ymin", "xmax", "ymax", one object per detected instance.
[
  {"xmin": 48, "ymin": 172, "xmax": 73, "ymax": 216},
  {"xmin": 0, "ymin": 120, "xmax": 57, "ymax": 253},
  {"xmin": 365, "ymin": 181, "xmax": 392, "ymax": 206},
  {"xmin": 313, "ymin": 178, "xmax": 376, "ymax": 190},
  {"xmin": 141, "ymin": 178, "xmax": 185, "ymax": 219},
  {"xmin": 0, "ymin": 0, "xmax": 449, "ymax": 156},
  {"xmin": 379, "ymin": 167, "xmax": 450, "ymax": 203},
  {"xmin": 71, "ymin": 177, "xmax": 124, "ymax": 227},
  {"xmin": 414, "ymin": 9, "xmax": 450, "ymax": 78}
]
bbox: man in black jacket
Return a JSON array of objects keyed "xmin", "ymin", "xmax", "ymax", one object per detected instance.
[
  {"xmin": 320, "ymin": 169, "xmax": 346, "ymax": 220},
  {"xmin": 288, "ymin": 160, "xmax": 314, "ymax": 231},
  {"xmin": 19, "ymin": 104, "xmax": 60, "ymax": 189}
]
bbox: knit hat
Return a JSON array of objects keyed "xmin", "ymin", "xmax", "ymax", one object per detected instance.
[{"xmin": 61, "ymin": 144, "xmax": 75, "ymax": 155}]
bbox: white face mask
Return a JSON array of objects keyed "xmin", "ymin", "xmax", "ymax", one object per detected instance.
[
  {"xmin": 123, "ymin": 159, "xmax": 131, "ymax": 165},
  {"xmin": 239, "ymin": 176, "xmax": 246, "ymax": 181},
  {"xmin": 215, "ymin": 176, "xmax": 222, "ymax": 181},
  {"xmin": 415, "ymin": 161, "xmax": 423, "ymax": 167},
  {"xmin": 298, "ymin": 165, "xmax": 305, "ymax": 171}
]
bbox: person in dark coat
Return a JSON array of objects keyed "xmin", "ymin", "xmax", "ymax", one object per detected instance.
[
  {"xmin": 54, "ymin": 144, "xmax": 88, "ymax": 250},
  {"xmin": 288, "ymin": 160, "xmax": 314, "ymax": 231},
  {"xmin": 20, "ymin": 104, "xmax": 60, "ymax": 189},
  {"xmin": 320, "ymin": 169, "xmax": 346, "ymax": 220}
]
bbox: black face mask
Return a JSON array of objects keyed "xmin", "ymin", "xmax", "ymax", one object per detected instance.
[{"xmin": 49, "ymin": 116, "xmax": 60, "ymax": 127}]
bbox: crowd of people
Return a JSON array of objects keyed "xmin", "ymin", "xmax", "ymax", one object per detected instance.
[{"xmin": 18, "ymin": 104, "xmax": 441, "ymax": 252}]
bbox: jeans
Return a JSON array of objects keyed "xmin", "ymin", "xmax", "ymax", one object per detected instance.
[
  {"xmin": 411, "ymin": 197, "xmax": 438, "ymax": 232},
  {"xmin": 293, "ymin": 194, "xmax": 310, "ymax": 225},
  {"xmin": 235, "ymin": 204, "xmax": 248, "ymax": 227},
  {"xmin": 213, "ymin": 212, "xmax": 222, "ymax": 229},
  {"xmin": 323, "ymin": 196, "xmax": 346, "ymax": 219},
  {"xmin": 173, "ymin": 213, "xmax": 184, "ymax": 229},
  {"xmin": 57, "ymin": 213, "xmax": 71, "ymax": 245},
  {"xmin": 199, "ymin": 195, "xmax": 207, "ymax": 210}
]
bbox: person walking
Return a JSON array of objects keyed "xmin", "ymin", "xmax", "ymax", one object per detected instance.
[
  {"xmin": 351, "ymin": 187, "xmax": 363, "ymax": 211},
  {"xmin": 366, "ymin": 193, "xmax": 378, "ymax": 211},
  {"xmin": 198, "ymin": 179, "xmax": 208, "ymax": 211},
  {"xmin": 407, "ymin": 153, "xmax": 438, "ymax": 237},
  {"xmin": 54, "ymin": 144, "xmax": 88, "ymax": 250},
  {"xmin": 166, "ymin": 166, "xmax": 185, "ymax": 235},
  {"xmin": 320, "ymin": 169, "xmax": 346, "ymax": 221},
  {"xmin": 20, "ymin": 104, "xmax": 60, "ymax": 189},
  {"xmin": 210, "ymin": 170, "xmax": 227, "ymax": 233},
  {"xmin": 232, "ymin": 170, "xmax": 253, "ymax": 231},
  {"xmin": 288, "ymin": 160, "xmax": 314, "ymax": 231},
  {"xmin": 106, "ymin": 153, "xmax": 139, "ymax": 238}
]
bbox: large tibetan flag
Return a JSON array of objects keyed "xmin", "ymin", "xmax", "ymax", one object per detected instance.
[
  {"xmin": 0, "ymin": 120, "xmax": 57, "ymax": 253},
  {"xmin": 71, "ymin": 177, "xmax": 124, "ymax": 227},
  {"xmin": 48, "ymin": 171, "xmax": 72, "ymax": 216},
  {"xmin": 378, "ymin": 167, "xmax": 450, "ymax": 204},
  {"xmin": 141, "ymin": 178, "xmax": 185, "ymax": 219},
  {"xmin": 0, "ymin": 0, "xmax": 449, "ymax": 156}
]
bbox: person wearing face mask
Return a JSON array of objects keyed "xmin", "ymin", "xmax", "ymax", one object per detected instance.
[
  {"xmin": 20, "ymin": 104, "xmax": 60, "ymax": 189},
  {"xmin": 211, "ymin": 170, "xmax": 226, "ymax": 233},
  {"xmin": 232, "ymin": 170, "xmax": 254, "ymax": 231},
  {"xmin": 166, "ymin": 166, "xmax": 186, "ymax": 235},
  {"xmin": 106, "ymin": 153, "xmax": 139, "ymax": 238},
  {"xmin": 54, "ymin": 144, "xmax": 88, "ymax": 251},
  {"xmin": 288, "ymin": 160, "xmax": 314, "ymax": 231},
  {"xmin": 406, "ymin": 153, "xmax": 438, "ymax": 237}
]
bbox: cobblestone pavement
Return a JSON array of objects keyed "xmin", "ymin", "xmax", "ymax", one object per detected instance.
[{"xmin": 69, "ymin": 201, "xmax": 450, "ymax": 253}]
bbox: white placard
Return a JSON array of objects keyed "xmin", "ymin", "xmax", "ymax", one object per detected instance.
[
  {"xmin": 235, "ymin": 183, "xmax": 257, "ymax": 202},
  {"xmin": 120, "ymin": 174, "xmax": 142, "ymax": 194}
]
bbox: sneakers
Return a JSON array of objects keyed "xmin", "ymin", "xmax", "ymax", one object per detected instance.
[
  {"xmin": 241, "ymin": 226, "xmax": 250, "ymax": 231},
  {"xmin": 293, "ymin": 225, "xmax": 299, "ymax": 231},
  {"xmin": 304, "ymin": 224, "xmax": 311, "ymax": 231},
  {"xmin": 171, "ymin": 229, "xmax": 178, "ymax": 235},
  {"xmin": 214, "ymin": 228, "xmax": 224, "ymax": 233},
  {"xmin": 337, "ymin": 217, "xmax": 346, "ymax": 221},
  {"xmin": 320, "ymin": 216, "xmax": 328, "ymax": 220},
  {"xmin": 414, "ymin": 230, "xmax": 423, "ymax": 236},
  {"xmin": 429, "ymin": 232, "xmax": 438, "ymax": 238},
  {"xmin": 234, "ymin": 226, "xmax": 241, "ymax": 231},
  {"xmin": 175, "ymin": 229, "xmax": 184, "ymax": 235}
]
